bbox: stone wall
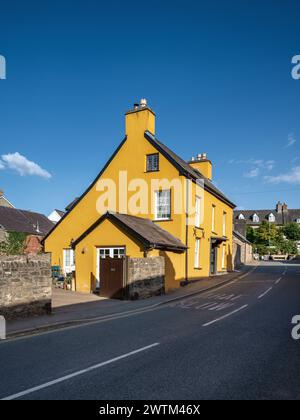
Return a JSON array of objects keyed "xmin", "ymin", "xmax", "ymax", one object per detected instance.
[
  {"xmin": 233, "ymin": 235, "xmax": 253, "ymax": 269},
  {"xmin": 126, "ymin": 257, "xmax": 165, "ymax": 300},
  {"xmin": 0, "ymin": 254, "xmax": 52, "ymax": 319}
]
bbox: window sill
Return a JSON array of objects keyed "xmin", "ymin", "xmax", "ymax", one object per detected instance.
[
  {"xmin": 194, "ymin": 267, "xmax": 202, "ymax": 270},
  {"xmin": 153, "ymin": 218, "xmax": 173, "ymax": 222},
  {"xmin": 145, "ymin": 170, "xmax": 160, "ymax": 173}
]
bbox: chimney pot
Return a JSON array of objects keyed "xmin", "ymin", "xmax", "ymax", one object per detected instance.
[{"xmin": 140, "ymin": 98, "xmax": 147, "ymax": 108}]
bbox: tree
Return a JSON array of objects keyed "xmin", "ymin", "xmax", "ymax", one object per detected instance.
[
  {"xmin": 246, "ymin": 226, "xmax": 257, "ymax": 244},
  {"xmin": 255, "ymin": 221, "xmax": 278, "ymax": 245},
  {"xmin": 282, "ymin": 223, "xmax": 300, "ymax": 241},
  {"xmin": 0, "ymin": 231, "xmax": 27, "ymax": 255}
]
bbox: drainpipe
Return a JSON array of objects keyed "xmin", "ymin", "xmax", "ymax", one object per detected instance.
[{"xmin": 184, "ymin": 177, "xmax": 190, "ymax": 285}]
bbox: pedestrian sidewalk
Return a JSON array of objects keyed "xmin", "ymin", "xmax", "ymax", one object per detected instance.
[{"xmin": 6, "ymin": 263, "xmax": 258, "ymax": 338}]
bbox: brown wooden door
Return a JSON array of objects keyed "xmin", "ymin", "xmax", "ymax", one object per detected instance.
[{"xmin": 99, "ymin": 257, "xmax": 124, "ymax": 299}]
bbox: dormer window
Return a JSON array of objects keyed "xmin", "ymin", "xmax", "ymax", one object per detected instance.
[
  {"xmin": 252, "ymin": 213, "xmax": 259, "ymax": 223},
  {"xmin": 146, "ymin": 153, "xmax": 159, "ymax": 172},
  {"xmin": 238, "ymin": 214, "xmax": 245, "ymax": 220},
  {"xmin": 268, "ymin": 213, "xmax": 275, "ymax": 223},
  {"xmin": 297, "ymin": 218, "xmax": 300, "ymax": 224}
]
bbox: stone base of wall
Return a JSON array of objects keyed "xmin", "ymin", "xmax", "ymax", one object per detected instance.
[
  {"xmin": 126, "ymin": 257, "xmax": 165, "ymax": 300},
  {"xmin": 0, "ymin": 254, "xmax": 52, "ymax": 319}
]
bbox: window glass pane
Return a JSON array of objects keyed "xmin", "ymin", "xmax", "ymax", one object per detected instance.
[
  {"xmin": 195, "ymin": 197, "xmax": 201, "ymax": 227},
  {"xmin": 155, "ymin": 190, "xmax": 171, "ymax": 219},
  {"xmin": 147, "ymin": 154, "xmax": 159, "ymax": 171},
  {"xmin": 194, "ymin": 239, "xmax": 200, "ymax": 268}
]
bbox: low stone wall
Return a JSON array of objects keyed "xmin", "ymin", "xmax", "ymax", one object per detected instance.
[
  {"xmin": 126, "ymin": 257, "xmax": 165, "ymax": 300},
  {"xmin": 0, "ymin": 254, "xmax": 52, "ymax": 319}
]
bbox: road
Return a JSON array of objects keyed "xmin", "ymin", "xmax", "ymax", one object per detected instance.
[{"xmin": 0, "ymin": 261, "xmax": 300, "ymax": 400}]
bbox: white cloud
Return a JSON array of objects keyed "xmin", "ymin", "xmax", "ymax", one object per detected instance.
[
  {"xmin": 285, "ymin": 133, "xmax": 296, "ymax": 148},
  {"xmin": 0, "ymin": 160, "xmax": 5, "ymax": 170},
  {"xmin": 230, "ymin": 158, "xmax": 275, "ymax": 172},
  {"xmin": 1, "ymin": 152, "xmax": 52, "ymax": 179},
  {"xmin": 264, "ymin": 166, "xmax": 300, "ymax": 184},
  {"xmin": 244, "ymin": 168, "xmax": 260, "ymax": 178}
]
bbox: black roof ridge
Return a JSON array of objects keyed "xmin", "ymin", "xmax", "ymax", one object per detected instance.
[{"xmin": 144, "ymin": 131, "xmax": 235, "ymax": 209}]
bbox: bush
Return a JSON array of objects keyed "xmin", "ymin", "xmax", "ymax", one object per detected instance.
[{"xmin": 0, "ymin": 232, "xmax": 27, "ymax": 255}]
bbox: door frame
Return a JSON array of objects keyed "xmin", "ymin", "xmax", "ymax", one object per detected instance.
[
  {"xmin": 210, "ymin": 241, "xmax": 218, "ymax": 276},
  {"xmin": 63, "ymin": 248, "xmax": 75, "ymax": 275},
  {"xmin": 96, "ymin": 245, "xmax": 126, "ymax": 289}
]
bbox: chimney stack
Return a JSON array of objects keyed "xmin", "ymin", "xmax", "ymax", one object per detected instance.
[
  {"xmin": 276, "ymin": 201, "xmax": 283, "ymax": 213},
  {"xmin": 0, "ymin": 190, "xmax": 3, "ymax": 197},
  {"xmin": 188, "ymin": 153, "xmax": 213, "ymax": 180}
]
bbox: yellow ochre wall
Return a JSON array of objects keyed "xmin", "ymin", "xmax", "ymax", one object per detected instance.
[{"xmin": 44, "ymin": 105, "xmax": 233, "ymax": 293}]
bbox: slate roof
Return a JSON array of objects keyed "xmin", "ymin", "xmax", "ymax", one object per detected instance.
[
  {"xmin": 0, "ymin": 206, "xmax": 54, "ymax": 236},
  {"xmin": 144, "ymin": 131, "xmax": 235, "ymax": 208},
  {"xmin": 55, "ymin": 209, "xmax": 66, "ymax": 218},
  {"xmin": 233, "ymin": 230, "xmax": 252, "ymax": 244},
  {"xmin": 43, "ymin": 130, "xmax": 235, "ymax": 244},
  {"xmin": 73, "ymin": 212, "xmax": 187, "ymax": 252},
  {"xmin": 234, "ymin": 209, "xmax": 300, "ymax": 225}
]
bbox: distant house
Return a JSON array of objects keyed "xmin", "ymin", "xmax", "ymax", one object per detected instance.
[
  {"xmin": 0, "ymin": 206, "xmax": 54, "ymax": 254},
  {"xmin": 48, "ymin": 209, "xmax": 65, "ymax": 224},
  {"xmin": 233, "ymin": 230, "xmax": 253, "ymax": 268},
  {"xmin": 0, "ymin": 190, "xmax": 14, "ymax": 208},
  {"xmin": 234, "ymin": 202, "xmax": 300, "ymax": 236}
]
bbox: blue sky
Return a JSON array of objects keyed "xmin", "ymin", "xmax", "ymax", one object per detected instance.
[{"xmin": 0, "ymin": 0, "xmax": 299, "ymax": 215}]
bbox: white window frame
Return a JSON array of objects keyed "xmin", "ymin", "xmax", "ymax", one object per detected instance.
[
  {"xmin": 195, "ymin": 196, "xmax": 201, "ymax": 228},
  {"xmin": 297, "ymin": 218, "xmax": 300, "ymax": 224},
  {"xmin": 96, "ymin": 247, "xmax": 125, "ymax": 288},
  {"xmin": 223, "ymin": 211, "xmax": 227, "ymax": 236},
  {"xmin": 212, "ymin": 205, "xmax": 216, "ymax": 232},
  {"xmin": 222, "ymin": 245, "xmax": 226, "ymax": 270},
  {"xmin": 268, "ymin": 213, "xmax": 275, "ymax": 222},
  {"xmin": 154, "ymin": 189, "xmax": 171, "ymax": 221},
  {"xmin": 253, "ymin": 213, "xmax": 259, "ymax": 223},
  {"xmin": 194, "ymin": 238, "xmax": 200, "ymax": 269},
  {"xmin": 63, "ymin": 249, "xmax": 75, "ymax": 274}
]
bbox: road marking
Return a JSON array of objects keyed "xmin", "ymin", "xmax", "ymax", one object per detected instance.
[
  {"xmin": 1, "ymin": 343, "xmax": 159, "ymax": 400},
  {"xmin": 230, "ymin": 294, "xmax": 242, "ymax": 301},
  {"xmin": 202, "ymin": 305, "xmax": 248, "ymax": 327},
  {"xmin": 275, "ymin": 277, "xmax": 282, "ymax": 285},
  {"xmin": 258, "ymin": 287, "xmax": 273, "ymax": 299}
]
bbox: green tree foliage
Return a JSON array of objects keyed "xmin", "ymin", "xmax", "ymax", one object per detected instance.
[
  {"xmin": 246, "ymin": 226, "xmax": 257, "ymax": 244},
  {"xmin": 247, "ymin": 221, "xmax": 298, "ymax": 256},
  {"xmin": 0, "ymin": 232, "xmax": 27, "ymax": 255},
  {"xmin": 255, "ymin": 221, "xmax": 278, "ymax": 245},
  {"xmin": 282, "ymin": 223, "xmax": 300, "ymax": 241}
]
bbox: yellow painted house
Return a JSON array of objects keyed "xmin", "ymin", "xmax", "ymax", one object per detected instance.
[{"xmin": 44, "ymin": 100, "xmax": 235, "ymax": 296}]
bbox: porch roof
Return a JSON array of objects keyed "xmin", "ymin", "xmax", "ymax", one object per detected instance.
[{"xmin": 72, "ymin": 212, "xmax": 187, "ymax": 252}]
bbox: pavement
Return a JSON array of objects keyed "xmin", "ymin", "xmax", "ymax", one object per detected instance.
[
  {"xmin": 6, "ymin": 264, "xmax": 257, "ymax": 338},
  {"xmin": 0, "ymin": 260, "xmax": 299, "ymax": 400}
]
